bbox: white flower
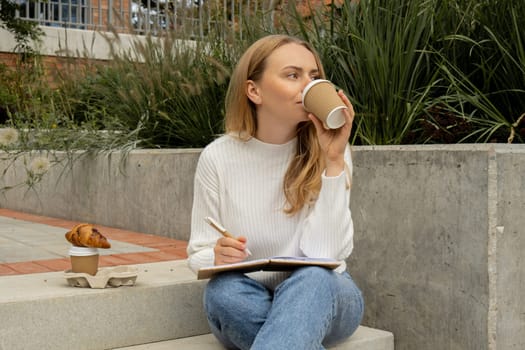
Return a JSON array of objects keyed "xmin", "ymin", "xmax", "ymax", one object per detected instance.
[
  {"xmin": 0, "ymin": 128, "xmax": 19, "ymax": 146},
  {"xmin": 29, "ymin": 157, "xmax": 51, "ymax": 175}
]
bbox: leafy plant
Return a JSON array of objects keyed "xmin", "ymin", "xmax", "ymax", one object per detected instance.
[
  {"xmin": 54, "ymin": 31, "xmax": 240, "ymax": 148},
  {"xmin": 285, "ymin": 0, "xmax": 440, "ymax": 145},
  {"xmin": 432, "ymin": 0, "xmax": 525, "ymax": 143},
  {"xmin": 2, "ymin": 0, "xmax": 525, "ymax": 159},
  {"xmin": 282, "ymin": 0, "xmax": 525, "ymax": 144}
]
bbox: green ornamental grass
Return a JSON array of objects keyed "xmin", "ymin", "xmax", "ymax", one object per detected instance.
[{"xmin": 0, "ymin": 0, "xmax": 524, "ymax": 152}]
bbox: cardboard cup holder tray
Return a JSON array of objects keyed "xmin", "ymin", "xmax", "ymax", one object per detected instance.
[{"xmin": 64, "ymin": 265, "xmax": 138, "ymax": 289}]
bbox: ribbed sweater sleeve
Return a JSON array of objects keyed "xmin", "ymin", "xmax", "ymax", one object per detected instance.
[
  {"xmin": 187, "ymin": 145, "xmax": 220, "ymax": 272},
  {"xmin": 299, "ymin": 146, "xmax": 353, "ymax": 260}
]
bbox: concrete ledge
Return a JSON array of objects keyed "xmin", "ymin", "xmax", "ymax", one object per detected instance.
[
  {"xmin": 115, "ymin": 326, "xmax": 394, "ymax": 350},
  {"xmin": 0, "ymin": 261, "xmax": 209, "ymax": 350},
  {"xmin": 0, "ymin": 27, "xmax": 195, "ymax": 61},
  {"xmin": 0, "ymin": 260, "xmax": 393, "ymax": 350},
  {"xmin": 0, "ymin": 149, "xmax": 201, "ymax": 241}
]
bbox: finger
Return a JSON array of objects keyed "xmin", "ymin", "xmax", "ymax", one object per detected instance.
[
  {"xmin": 217, "ymin": 254, "xmax": 245, "ymax": 265},
  {"xmin": 215, "ymin": 237, "xmax": 248, "ymax": 257},
  {"xmin": 219, "ymin": 246, "xmax": 247, "ymax": 259},
  {"xmin": 338, "ymin": 90, "xmax": 354, "ymax": 109},
  {"xmin": 338, "ymin": 90, "xmax": 352, "ymax": 108},
  {"xmin": 214, "ymin": 245, "xmax": 248, "ymax": 265},
  {"xmin": 236, "ymin": 236, "xmax": 248, "ymax": 244},
  {"xmin": 337, "ymin": 92, "xmax": 355, "ymax": 127},
  {"xmin": 217, "ymin": 236, "xmax": 245, "ymax": 250},
  {"xmin": 343, "ymin": 106, "xmax": 354, "ymax": 126}
]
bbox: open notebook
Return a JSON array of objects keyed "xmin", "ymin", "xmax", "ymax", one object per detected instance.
[{"xmin": 197, "ymin": 257, "xmax": 343, "ymax": 280}]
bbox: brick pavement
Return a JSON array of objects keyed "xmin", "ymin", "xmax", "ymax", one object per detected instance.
[{"xmin": 0, "ymin": 208, "xmax": 188, "ymax": 276}]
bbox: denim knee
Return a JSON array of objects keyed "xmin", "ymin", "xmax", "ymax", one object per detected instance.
[
  {"xmin": 203, "ymin": 273, "xmax": 272, "ymax": 350},
  {"xmin": 287, "ymin": 266, "xmax": 336, "ymax": 287},
  {"xmin": 204, "ymin": 273, "xmax": 242, "ymax": 315},
  {"xmin": 204, "ymin": 272, "xmax": 273, "ymax": 323}
]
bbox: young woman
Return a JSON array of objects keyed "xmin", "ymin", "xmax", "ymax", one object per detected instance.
[{"xmin": 187, "ymin": 34, "xmax": 364, "ymax": 350}]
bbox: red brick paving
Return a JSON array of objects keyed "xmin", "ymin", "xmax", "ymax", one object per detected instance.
[
  {"xmin": 0, "ymin": 208, "xmax": 188, "ymax": 276},
  {"xmin": 98, "ymin": 255, "xmax": 136, "ymax": 267},
  {"xmin": 0, "ymin": 264, "xmax": 17, "ymax": 276},
  {"xmin": 4, "ymin": 261, "xmax": 54, "ymax": 274},
  {"xmin": 35, "ymin": 258, "xmax": 73, "ymax": 271}
]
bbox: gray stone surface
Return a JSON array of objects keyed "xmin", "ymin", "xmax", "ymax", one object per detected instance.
[
  {"xmin": 114, "ymin": 326, "xmax": 394, "ymax": 350},
  {"xmin": 0, "ymin": 261, "xmax": 209, "ymax": 350},
  {"xmin": 493, "ymin": 151, "xmax": 525, "ymax": 349},
  {"xmin": 0, "ymin": 259, "xmax": 393, "ymax": 350},
  {"xmin": 347, "ymin": 144, "xmax": 524, "ymax": 350},
  {"xmin": 0, "ymin": 216, "xmax": 155, "ymax": 263},
  {"xmin": 0, "ymin": 149, "xmax": 200, "ymax": 241},
  {"xmin": 1, "ymin": 144, "xmax": 524, "ymax": 349}
]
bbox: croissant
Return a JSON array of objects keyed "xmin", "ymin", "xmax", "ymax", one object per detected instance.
[{"xmin": 65, "ymin": 223, "xmax": 111, "ymax": 249}]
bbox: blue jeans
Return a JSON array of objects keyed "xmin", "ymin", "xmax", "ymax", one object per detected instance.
[{"xmin": 204, "ymin": 266, "xmax": 364, "ymax": 350}]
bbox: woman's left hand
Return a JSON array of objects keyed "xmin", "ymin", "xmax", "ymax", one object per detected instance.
[{"xmin": 308, "ymin": 90, "xmax": 354, "ymax": 176}]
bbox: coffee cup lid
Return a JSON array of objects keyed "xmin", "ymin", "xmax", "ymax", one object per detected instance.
[
  {"xmin": 68, "ymin": 246, "xmax": 99, "ymax": 256},
  {"xmin": 301, "ymin": 79, "xmax": 331, "ymax": 109}
]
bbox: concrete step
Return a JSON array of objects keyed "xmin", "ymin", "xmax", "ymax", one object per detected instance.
[
  {"xmin": 0, "ymin": 260, "xmax": 209, "ymax": 350},
  {"xmin": 115, "ymin": 326, "xmax": 394, "ymax": 350},
  {"xmin": 0, "ymin": 260, "xmax": 393, "ymax": 350}
]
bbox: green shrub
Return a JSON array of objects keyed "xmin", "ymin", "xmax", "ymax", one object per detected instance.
[
  {"xmin": 54, "ymin": 32, "xmax": 242, "ymax": 148},
  {"xmin": 283, "ymin": 0, "xmax": 525, "ymax": 144},
  {"xmin": 1, "ymin": 0, "xmax": 524, "ymax": 150},
  {"xmin": 283, "ymin": 0, "xmax": 440, "ymax": 144},
  {"xmin": 431, "ymin": 0, "xmax": 525, "ymax": 143}
]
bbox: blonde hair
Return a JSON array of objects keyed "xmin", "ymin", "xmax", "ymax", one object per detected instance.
[{"xmin": 224, "ymin": 34, "xmax": 326, "ymax": 215}]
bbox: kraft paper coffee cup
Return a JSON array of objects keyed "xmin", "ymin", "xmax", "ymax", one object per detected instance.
[
  {"xmin": 302, "ymin": 79, "xmax": 347, "ymax": 129},
  {"xmin": 69, "ymin": 246, "xmax": 99, "ymax": 276}
]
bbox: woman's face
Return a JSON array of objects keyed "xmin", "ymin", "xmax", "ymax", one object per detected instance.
[{"xmin": 248, "ymin": 43, "xmax": 320, "ymax": 129}]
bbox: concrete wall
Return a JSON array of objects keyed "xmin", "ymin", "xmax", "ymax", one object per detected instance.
[
  {"xmin": 0, "ymin": 149, "xmax": 201, "ymax": 240},
  {"xmin": 1, "ymin": 26, "xmax": 151, "ymax": 60},
  {"xmin": 347, "ymin": 144, "xmax": 524, "ymax": 350},
  {"xmin": 0, "ymin": 144, "xmax": 524, "ymax": 349}
]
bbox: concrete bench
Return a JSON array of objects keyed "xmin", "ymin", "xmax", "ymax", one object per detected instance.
[
  {"xmin": 116, "ymin": 326, "xmax": 394, "ymax": 349},
  {"xmin": 0, "ymin": 260, "xmax": 393, "ymax": 350}
]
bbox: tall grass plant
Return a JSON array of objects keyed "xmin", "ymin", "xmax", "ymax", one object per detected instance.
[
  {"xmin": 1, "ymin": 0, "xmax": 524, "ymax": 153},
  {"xmin": 59, "ymin": 33, "xmax": 236, "ymax": 148},
  {"xmin": 282, "ymin": 0, "xmax": 525, "ymax": 144},
  {"xmin": 433, "ymin": 0, "xmax": 525, "ymax": 143}
]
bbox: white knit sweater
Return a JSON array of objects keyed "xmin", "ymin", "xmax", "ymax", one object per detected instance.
[{"xmin": 187, "ymin": 134, "xmax": 354, "ymax": 289}]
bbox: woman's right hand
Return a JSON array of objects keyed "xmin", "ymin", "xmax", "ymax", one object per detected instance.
[
  {"xmin": 214, "ymin": 236, "xmax": 249, "ymax": 265},
  {"xmin": 308, "ymin": 90, "xmax": 355, "ymax": 176}
]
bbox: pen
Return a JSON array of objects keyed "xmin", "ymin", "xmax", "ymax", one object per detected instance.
[{"xmin": 204, "ymin": 216, "xmax": 252, "ymax": 256}]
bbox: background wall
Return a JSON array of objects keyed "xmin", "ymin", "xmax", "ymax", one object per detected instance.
[{"xmin": 1, "ymin": 144, "xmax": 523, "ymax": 349}]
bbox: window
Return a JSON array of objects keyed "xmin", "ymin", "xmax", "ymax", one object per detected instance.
[{"xmin": 17, "ymin": 0, "xmax": 86, "ymax": 29}]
